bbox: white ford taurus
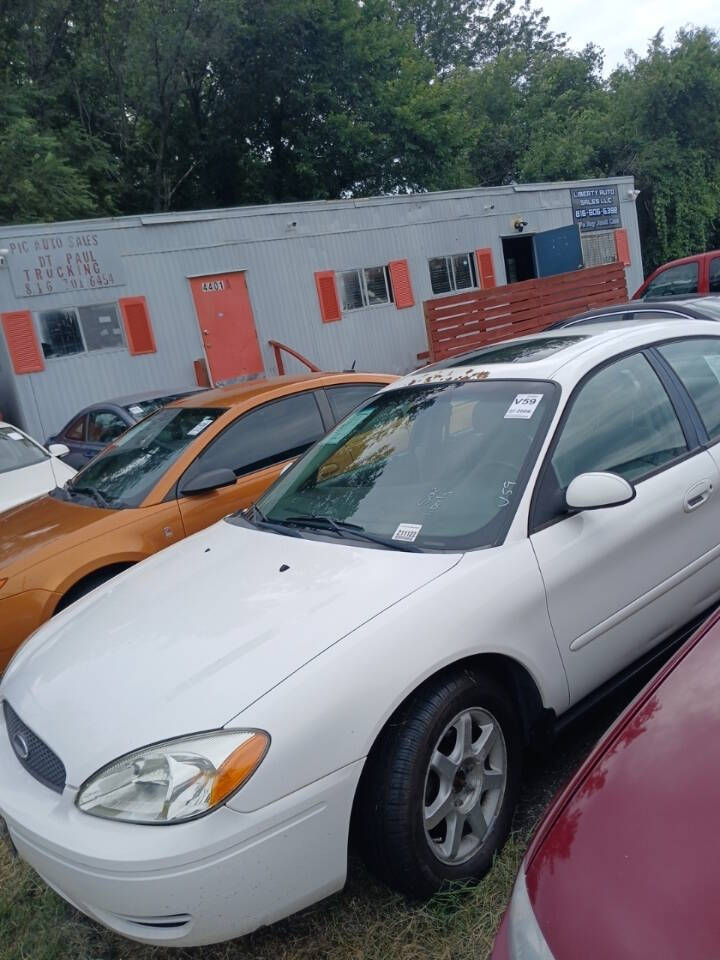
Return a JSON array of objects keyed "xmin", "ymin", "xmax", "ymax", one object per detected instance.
[{"xmin": 4, "ymin": 320, "xmax": 720, "ymax": 946}]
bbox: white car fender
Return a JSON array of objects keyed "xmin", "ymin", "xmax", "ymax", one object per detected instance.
[{"xmin": 228, "ymin": 539, "xmax": 568, "ymax": 812}]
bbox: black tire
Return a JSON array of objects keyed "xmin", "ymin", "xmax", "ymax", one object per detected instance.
[
  {"xmin": 357, "ymin": 668, "xmax": 523, "ymax": 898},
  {"xmin": 55, "ymin": 566, "xmax": 129, "ymax": 614}
]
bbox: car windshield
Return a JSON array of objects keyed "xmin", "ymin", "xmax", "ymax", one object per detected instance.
[
  {"xmin": 255, "ymin": 379, "xmax": 557, "ymax": 551},
  {"xmin": 0, "ymin": 426, "xmax": 47, "ymax": 474},
  {"xmin": 60, "ymin": 407, "xmax": 223, "ymax": 508}
]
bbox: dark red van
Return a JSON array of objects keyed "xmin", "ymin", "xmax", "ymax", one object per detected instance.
[
  {"xmin": 634, "ymin": 249, "xmax": 720, "ymax": 299},
  {"xmin": 492, "ymin": 605, "xmax": 720, "ymax": 960}
]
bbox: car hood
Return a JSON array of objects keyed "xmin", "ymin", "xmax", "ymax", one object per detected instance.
[
  {"xmin": 1, "ymin": 520, "xmax": 460, "ymax": 786},
  {"xmin": 0, "ymin": 493, "xmax": 121, "ymax": 579},
  {"xmin": 525, "ymin": 611, "xmax": 720, "ymax": 960},
  {"xmin": 0, "ymin": 461, "xmax": 58, "ymax": 515}
]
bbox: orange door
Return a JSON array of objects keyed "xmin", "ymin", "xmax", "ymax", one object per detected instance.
[
  {"xmin": 177, "ymin": 461, "xmax": 290, "ymax": 537},
  {"xmin": 190, "ymin": 272, "xmax": 264, "ymax": 385}
]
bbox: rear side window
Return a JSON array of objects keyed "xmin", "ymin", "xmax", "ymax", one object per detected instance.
[
  {"xmin": 65, "ymin": 416, "xmax": 86, "ymax": 441},
  {"xmin": 659, "ymin": 338, "xmax": 720, "ymax": 441},
  {"xmin": 325, "ymin": 384, "xmax": 382, "ymax": 423},
  {"xmin": 190, "ymin": 392, "xmax": 325, "ymax": 478},
  {"xmin": 710, "ymin": 258, "xmax": 720, "ymax": 294},
  {"xmin": 644, "ymin": 262, "xmax": 699, "ymax": 299},
  {"xmin": 552, "ymin": 353, "xmax": 687, "ymax": 487}
]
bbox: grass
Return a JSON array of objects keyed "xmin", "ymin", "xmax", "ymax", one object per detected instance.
[{"xmin": 0, "ymin": 683, "xmax": 641, "ymax": 960}]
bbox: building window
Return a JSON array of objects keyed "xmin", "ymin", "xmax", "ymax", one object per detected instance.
[
  {"xmin": 338, "ymin": 266, "xmax": 394, "ymax": 312},
  {"xmin": 37, "ymin": 302, "xmax": 125, "ymax": 358},
  {"xmin": 38, "ymin": 309, "xmax": 85, "ymax": 358},
  {"xmin": 428, "ymin": 253, "xmax": 478, "ymax": 295},
  {"xmin": 78, "ymin": 303, "xmax": 125, "ymax": 351},
  {"xmin": 580, "ymin": 232, "xmax": 617, "ymax": 269}
]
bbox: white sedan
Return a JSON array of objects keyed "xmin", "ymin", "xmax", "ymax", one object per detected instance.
[
  {"xmin": 0, "ymin": 422, "xmax": 75, "ymax": 513},
  {"xmin": 4, "ymin": 320, "xmax": 720, "ymax": 947}
]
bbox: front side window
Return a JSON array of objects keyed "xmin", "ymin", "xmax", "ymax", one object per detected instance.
[
  {"xmin": 0, "ymin": 426, "xmax": 46, "ymax": 474},
  {"xmin": 87, "ymin": 410, "xmax": 127, "ymax": 444},
  {"xmin": 255, "ymin": 379, "xmax": 557, "ymax": 551},
  {"xmin": 643, "ymin": 262, "xmax": 699, "ymax": 299},
  {"xmin": 552, "ymin": 353, "xmax": 687, "ymax": 488},
  {"xmin": 62, "ymin": 407, "xmax": 223, "ymax": 508},
  {"xmin": 710, "ymin": 258, "xmax": 720, "ymax": 294},
  {"xmin": 338, "ymin": 266, "xmax": 393, "ymax": 311},
  {"xmin": 659, "ymin": 338, "xmax": 720, "ymax": 441},
  {"xmin": 187, "ymin": 392, "xmax": 325, "ymax": 480},
  {"xmin": 429, "ymin": 253, "xmax": 478, "ymax": 295}
]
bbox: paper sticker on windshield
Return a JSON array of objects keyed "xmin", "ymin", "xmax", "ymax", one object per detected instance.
[
  {"xmin": 129, "ymin": 405, "xmax": 144, "ymax": 416},
  {"xmin": 392, "ymin": 523, "xmax": 422, "ymax": 542},
  {"xmin": 504, "ymin": 394, "xmax": 543, "ymax": 420},
  {"xmin": 7, "ymin": 431, "xmax": 24, "ymax": 440},
  {"xmin": 188, "ymin": 416, "xmax": 214, "ymax": 437}
]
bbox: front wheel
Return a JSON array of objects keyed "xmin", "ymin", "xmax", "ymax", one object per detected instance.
[{"xmin": 357, "ymin": 670, "xmax": 522, "ymax": 897}]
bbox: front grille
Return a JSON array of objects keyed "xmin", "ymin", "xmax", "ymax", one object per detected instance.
[{"xmin": 3, "ymin": 701, "xmax": 66, "ymax": 793}]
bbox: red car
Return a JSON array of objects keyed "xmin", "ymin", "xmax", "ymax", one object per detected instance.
[
  {"xmin": 492, "ymin": 605, "xmax": 720, "ymax": 960},
  {"xmin": 634, "ymin": 249, "xmax": 720, "ymax": 299}
]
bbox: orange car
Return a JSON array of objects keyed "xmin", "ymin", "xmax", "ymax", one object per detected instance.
[{"xmin": 0, "ymin": 372, "xmax": 394, "ymax": 670}]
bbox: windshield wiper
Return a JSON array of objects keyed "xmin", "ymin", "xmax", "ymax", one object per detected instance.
[
  {"xmin": 242, "ymin": 502, "xmax": 302, "ymax": 537},
  {"xmin": 279, "ymin": 515, "xmax": 421, "ymax": 552},
  {"xmin": 67, "ymin": 485, "xmax": 116, "ymax": 510}
]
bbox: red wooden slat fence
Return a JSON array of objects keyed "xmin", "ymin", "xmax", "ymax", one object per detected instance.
[{"xmin": 423, "ymin": 262, "xmax": 628, "ymax": 362}]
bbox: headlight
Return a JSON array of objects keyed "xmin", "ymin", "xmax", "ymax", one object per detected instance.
[
  {"xmin": 76, "ymin": 729, "xmax": 269, "ymax": 824},
  {"xmin": 507, "ymin": 868, "xmax": 555, "ymax": 959}
]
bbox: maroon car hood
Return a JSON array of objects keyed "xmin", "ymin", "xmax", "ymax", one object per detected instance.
[{"xmin": 527, "ymin": 611, "xmax": 720, "ymax": 960}]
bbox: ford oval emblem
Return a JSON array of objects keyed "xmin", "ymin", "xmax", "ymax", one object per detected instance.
[{"xmin": 12, "ymin": 733, "xmax": 30, "ymax": 761}]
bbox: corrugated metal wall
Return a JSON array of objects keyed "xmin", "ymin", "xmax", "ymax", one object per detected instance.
[{"xmin": 0, "ymin": 178, "xmax": 642, "ymax": 439}]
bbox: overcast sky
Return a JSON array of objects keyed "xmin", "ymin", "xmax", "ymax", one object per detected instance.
[{"xmin": 535, "ymin": 0, "xmax": 720, "ymax": 73}]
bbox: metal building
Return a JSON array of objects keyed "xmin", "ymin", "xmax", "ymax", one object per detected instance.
[{"xmin": 0, "ymin": 176, "xmax": 642, "ymax": 440}]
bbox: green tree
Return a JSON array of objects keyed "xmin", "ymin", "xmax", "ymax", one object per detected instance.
[{"xmin": 606, "ymin": 29, "xmax": 720, "ymax": 270}]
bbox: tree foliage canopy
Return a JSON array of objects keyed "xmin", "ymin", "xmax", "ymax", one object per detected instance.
[{"xmin": 1, "ymin": 0, "xmax": 718, "ymax": 272}]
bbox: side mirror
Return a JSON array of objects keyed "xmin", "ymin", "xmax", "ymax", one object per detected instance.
[
  {"xmin": 180, "ymin": 467, "xmax": 236, "ymax": 496},
  {"xmin": 48, "ymin": 443, "xmax": 70, "ymax": 458},
  {"xmin": 566, "ymin": 472, "xmax": 635, "ymax": 511}
]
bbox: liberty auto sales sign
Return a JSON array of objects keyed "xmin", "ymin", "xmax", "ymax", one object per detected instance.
[{"xmin": 2, "ymin": 230, "xmax": 126, "ymax": 298}]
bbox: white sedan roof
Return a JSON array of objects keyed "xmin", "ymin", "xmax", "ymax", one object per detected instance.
[{"xmin": 392, "ymin": 319, "xmax": 720, "ymax": 393}]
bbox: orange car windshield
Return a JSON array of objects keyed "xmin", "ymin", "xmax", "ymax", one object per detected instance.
[{"xmin": 59, "ymin": 407, "xmax": 224, "ymax": 509}]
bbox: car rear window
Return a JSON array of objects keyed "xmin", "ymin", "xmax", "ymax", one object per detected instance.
[{"xmin": 428, "ymin": 336, "xmax": 588, "ymax": 369}]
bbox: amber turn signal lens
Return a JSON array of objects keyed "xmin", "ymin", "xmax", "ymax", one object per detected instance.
[{"xmin": 209, "ymin": 732, "xmax": 270, "ymax": 806}]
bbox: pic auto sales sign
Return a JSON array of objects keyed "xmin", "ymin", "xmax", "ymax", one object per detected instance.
[{"xmin": 2, "ymin": 230, "xmax": 125, "ymax": 298}]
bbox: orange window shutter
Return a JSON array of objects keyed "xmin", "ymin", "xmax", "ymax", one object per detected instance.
[
  {"xmin": 614, "ymin": 229, "xmax": 631, "ymax": 266},
  {"xmin": 1, "ymin": 310, "xmax": 44, "ymax": 374},
  {"xmin": 314, "ymin": 270, "xmax": 341, "ymax": 323},
  {"xmin": 119, "ymin": 296, "xmax": 157, "ymax": 354},
  {"xmin": 388, "ymin": 259, "xmax": 415, "ymax": 309},
  {"xmin": 475, "ymin": 248, "xmax": 497, "ymax": 289}
]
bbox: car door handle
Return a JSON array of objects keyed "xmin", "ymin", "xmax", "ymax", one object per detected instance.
[{"xmin": 684, "ymin": 478, "xmax": 714, "ymax": 512}]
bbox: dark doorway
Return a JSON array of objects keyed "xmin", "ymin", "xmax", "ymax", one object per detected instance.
[{"xmin": 502, "ymin": 235, "xmax": 537, "ymax": 284}]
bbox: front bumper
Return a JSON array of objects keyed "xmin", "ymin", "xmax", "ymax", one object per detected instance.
[
  {"xmin": 0, "ymin": 707, "xmax": 361, "ymax": 946},
  {"xmin": 0, "ymin": 590, "xmax": 58, "ymax": 673}
]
